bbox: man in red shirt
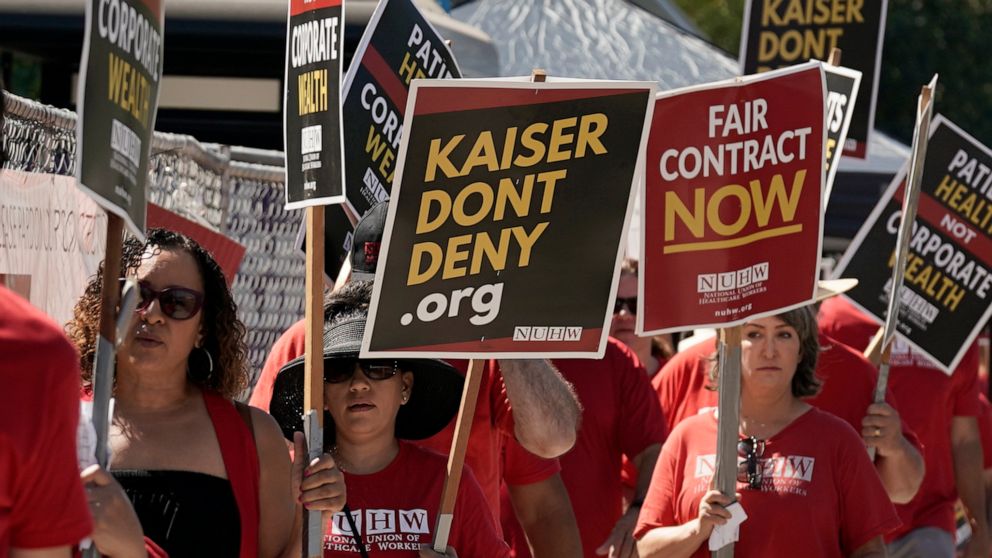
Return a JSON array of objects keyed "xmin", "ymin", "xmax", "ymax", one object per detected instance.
[
  {"xmin": 550, "ymin": 338, "xmax": 666, "ymax": 558},
  {"xmin": 654, "ymin": 287, "xmax": 925, "ymax": 505},
  {"xmin": 0, "ymin": 285, "xmax": 93, "ymax": 556},
  {"xmin": 819, "ymin": 295, "xmax": 989, "ymax": 558}
]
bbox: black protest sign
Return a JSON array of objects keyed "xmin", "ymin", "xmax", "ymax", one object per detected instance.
[
  {"xmin": 76, "ymin": 0, "xmax": 164, "ymax": 238},
  {"xmin": 362, "ymin": 80, "xmax": 656, "ymax": 358},
  {"xmin": 283, "ymin": 0, "xmax": 346, "ymax": 209},
  {"xmin": 341, "ymin": 0, "xmax": 459, "ymax": 217},
  {"xmin": 834, "ymin": 116, "xmax": 992, "ymax": 372},
  {"xmin": 740, "ymin": 0, "xmax": 887, "ymax": 159},
  {"xmin": 823, "ymin": 63, "xmax": 861, "ymax": 204},
  {"xmin": 296, "ymin": 204, "xmax": 355, "ymax": 283}
]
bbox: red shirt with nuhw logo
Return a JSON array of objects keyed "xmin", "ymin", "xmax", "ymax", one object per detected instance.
[
  {"xmin": 324, "ymin": 441, "xmax": 509, "ymax": 557},
  {"xmin": 634, "ymin": 408, "xmax": 900, "ymax": 558}
]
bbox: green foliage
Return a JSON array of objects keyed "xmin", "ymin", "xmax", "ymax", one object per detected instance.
[
  {"xmin": 671, "ymin": 0, "xmax": 746, "ymax": 55},
  {"xmin": 878, "ymin": 0, "xmax": 992, "ymax": 147}
]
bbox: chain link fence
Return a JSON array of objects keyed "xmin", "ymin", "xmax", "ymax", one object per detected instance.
[{"xmin": 1, "ymin": 91, "xmax": 305, "ymax": 386}]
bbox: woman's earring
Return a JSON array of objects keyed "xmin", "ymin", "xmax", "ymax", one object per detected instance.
[{"xmin": 200, "ymin": 347, "xmax": 214, "ymax": 374}]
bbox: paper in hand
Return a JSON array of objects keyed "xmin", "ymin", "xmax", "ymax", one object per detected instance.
[{"xmin": 708, "ymin": 501, "xmax": 748, "ymax": 551}]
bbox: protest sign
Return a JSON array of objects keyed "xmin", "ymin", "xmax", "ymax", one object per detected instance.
[
  {"xmin": 362, "ymin": 78, "xmax": 656, "ymax": 358},
  {"xmin": 0, "ymin": 170, "xmax": 107, "ymax": 325},
  {"xmin": 833, "ymin": 115, "xmax": 992, "ymax": 373},
  {"xmin": 639, "ymin": 61, "xmax": 826, "ymax": 334},
  {"xmin": 739, "ymin": 0, "xmax": 886, "ymax": 159},
  {"xmin": 75, "ymin": 0, "xmax": 164, "ymax": 238},
  {"xmin": 283, "ymin": 0, "xmax": 346, "ymax": 209},
  {"xmin": 341, "ymin": 0, "xmax": 460, "ymax": 217},
  {"xmin": 822, "ymin": 62, "xmax": 861, "ymax": 205}
]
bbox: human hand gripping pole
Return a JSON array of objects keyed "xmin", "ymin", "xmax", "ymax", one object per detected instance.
[{"xmin": 865, "ymin": 75, "xmax": 938, "ymax": 460}]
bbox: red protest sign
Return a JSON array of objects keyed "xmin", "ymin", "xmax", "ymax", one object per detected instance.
[{"xmin": 639, "ymin": 62, "xmax": 826, "ymax": 334}]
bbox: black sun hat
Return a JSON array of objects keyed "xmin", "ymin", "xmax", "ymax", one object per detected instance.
[{"xmin": 268, "ymin": 316, "xmax": 464, "ymax": 446}]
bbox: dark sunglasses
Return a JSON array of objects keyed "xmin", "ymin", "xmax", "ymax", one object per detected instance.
[
  {"xmin": 613, "ymin": 296, "xmax": 637, "ymax": 314},
  {"xmin": 737, "ymin": 436, "xmax": 765, "ymax": 490},
  {"xmin": 324, "ymin": 359, "xmax": 400, "ymax": 384},
  {"xmin": 122, "ymin": 279, "xmax": 205, "ymax": 321}
]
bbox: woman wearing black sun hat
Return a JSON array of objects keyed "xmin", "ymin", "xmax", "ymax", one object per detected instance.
[{"xmin": 269, "ymin": 280, "xmax": 511, "ymax": 558}]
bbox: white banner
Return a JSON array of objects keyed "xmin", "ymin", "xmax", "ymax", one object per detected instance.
[{"xmin": 0, "ymin": 170, "xmax": 107, "ymax": 326}]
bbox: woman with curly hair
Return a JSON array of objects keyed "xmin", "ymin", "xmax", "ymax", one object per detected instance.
[{"xmin": 67, "ymin": 228, "xmax": 297, "ymax": 558}]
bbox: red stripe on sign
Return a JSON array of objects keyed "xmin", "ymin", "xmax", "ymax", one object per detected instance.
[
  {"xmin": 896, "ymin": 188, "xmax": 992, "ymax": 268},
  {"xmin": 133, "ymin": 0, "xmax": 162, "ymax": 17},
  {"xmin": 361, "ymin": 45, "xmax": 409, "ymax": 113},
  {"xmin": 383, "ymin": 328, "xmax": 603, "ymax": 354},
  {"xmin": 147, "ymin": 204, "xmax": 247, "ymax": 286},
  {"xmin": 413, "ymin": 87, "xmax": 645, "ymax": 116},
  {"xmin": 290, "ymin": 0, "xmax": 342, "ymax": 16}
]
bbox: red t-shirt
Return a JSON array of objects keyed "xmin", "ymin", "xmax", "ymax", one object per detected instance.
[
  {"xmin": 498, "ymin": 434, "xmax": 562, "ymax": 558},
  {"xmin": 551, "ymin": 338, "xmax": 667, "ymax": 557},
  {"xmin": 417, "ymin": 360, "xmax": 515, "ymax": 531},
  {"xmin": 652, "ymin": 330, "xmax": 921, "ymax": 450},
  {"xmin": 0, "ymin": 286, "xmax": 93, "ymax": 551},
  {"xmin": 978, "ymin": 394, "xmax": 992, "ymax": 470},
  {"xmin": 818, "ymin": 296, "xmax": 982, "ymax": 538},
  {"xmin": 634, "ymin": 408, "xmax": 900, "ymax": 557},
  {"xmin": 325, "ymin": 442, "xmax": 509, "ymax": 557}
]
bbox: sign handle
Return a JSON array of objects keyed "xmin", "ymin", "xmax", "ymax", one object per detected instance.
[
  {"xmin": 303, "ymin": 205, "xmax": 326, "ymax": 558},
  {"xmin": 713, "ymin": 326, "xmax": 742, "ymax": 558},
  {"xmin": 827, "ymin": 48, "xmax": 842, "ymax": 67},
  {"xmin": 432, "ymin": 359, "xmax": 485, "ymax": 553},
  {"xmin": 866, "ymin": 76, "xmax": 937, "ymax": 458},
  {"xmin": 83, "ymin": 214, "xmax": 124, "ymax": 558}
]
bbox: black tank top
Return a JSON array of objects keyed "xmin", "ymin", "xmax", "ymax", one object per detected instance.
[{"xmin": 113, "ymin": 470, "xmax": 240, "ymax": 557}]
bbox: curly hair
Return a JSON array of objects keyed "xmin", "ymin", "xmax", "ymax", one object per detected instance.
[
  {"xmin": 709, "ymin": 305, "xmax": 821, "ymax": 398},
  {"xmin": 66, "ymin": 228, "xmax": 249, "ymax": 398}
]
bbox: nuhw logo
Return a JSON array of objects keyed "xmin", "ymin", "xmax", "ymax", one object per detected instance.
[
  {"xmin": 513, "ymin": 326, "xmax": 583, "ymax": 342},
  {"xmin": 697, "ymin": 261, "xmax": 769, "ymax": 293},
  {"xmin": 330, "ymin": 508, "xmax": 430, "ymax": 536}
]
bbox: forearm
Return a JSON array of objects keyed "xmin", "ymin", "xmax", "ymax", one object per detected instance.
[
  {"xmin": 519, "ymin": 506, "xmax": 582, "ymax": 558},
  {"xmin": 636, "ymin": 520, "xmax": 708, "ymax": 558},
  {"xmin": 875, "ymin": 436, "xmax": 924, "ymax": 504},
  {"xmin": 955, "ymin": 437, "xmax": 989, "ymax": 540},
  {"xmin": 499, "ymin": 359, "xmax": 580, "ymax": 458},
  {"xmin": 633, "ymin": 444, "xmax": 662, "ymax": 502},
  {"xmin": 507, "ymin": 477, "xmax": 581, "ymax": 558}
]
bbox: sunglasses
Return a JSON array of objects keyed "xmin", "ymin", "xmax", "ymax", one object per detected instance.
[
  {"xmin": 122, "ymin": 279, "xmax": 205, "ymax": 321},
  {"xmin": 325, "ymin": 359, "xmax": 400, "ymax": 384},
  {"xmin": 737, "ymin": 436, "xmax": 765, "ymax": 490},
  {"xmin": 614, "ymin": 296, "xmax": 637, "ymax": 314}
]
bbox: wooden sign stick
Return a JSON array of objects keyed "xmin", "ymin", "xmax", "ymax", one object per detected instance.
[
  {"xmin": 866, "ymin": 76, "xmax": 938, "ymax": 458},
  {"xmin": 432, "ymin": 67, "xmax": 548, "ymax": 554},
  {"xmin": 91, "ymin": 214, "xmax": 124, "ymax": 468},
  {"xmin": 83, "ymin": 214, "xmax": 124, "ymax": 558},
  {"xmin": 713, "ymin": 326, "xmax": 742, "ymax": 558},
  {"xmin": 432, "ymin": 358, "xmax": 485, "ymax": 553},
  {"xmin": 303, "ymin": 205, "xmax": 326, "ymax": 558},
  {"xmin": 827, "ymin": 47, "xmax": 842, "ymax": 67}
]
